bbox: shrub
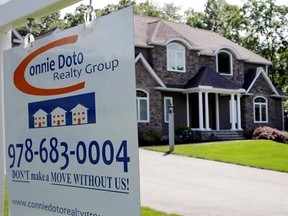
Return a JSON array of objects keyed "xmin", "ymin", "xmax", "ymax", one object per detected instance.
[
  {"xmin": 138, "ymin": 130, "xmax": 161, "ymax": 146},
  {"xmin": 243, "ymin": 129, "xmax": 254, "ymax": 139},
  {"xmin": 175, "ymin": 127, "xmax": 200, "ymax": 144},
  {"xmin": 253, "ymin": 126, "xmax": 288, "ymax": 144}
]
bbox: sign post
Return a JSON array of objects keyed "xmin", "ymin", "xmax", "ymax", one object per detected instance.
[
  {"xmin": 169, "ymin": 103, "xmax": 175, "ymax": 152},
  {"xmin": 4, "ymin": 7, "xmax": 140, "ymax": 216},
  {"xmin": 0, "ymin": 30, "xmax": 11, "ymax": 216}
]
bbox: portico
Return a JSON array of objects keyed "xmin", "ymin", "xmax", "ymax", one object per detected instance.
[{"xmin": 185, "ymin": 86, "xmax": 245, "ymax": 131}]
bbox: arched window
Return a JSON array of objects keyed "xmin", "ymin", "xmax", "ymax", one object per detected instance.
[
  {"xmin": 254, "ymin": 97, "xmax": 268, "ymax": 123},
  {"xmin": 216, "ymin": 50, "xmax": 233, "ymax": 75},
  {"xmin": 167, "ymin": 42, "xmax": 185, "ymax": 72},
  {"xmin": 136, "ymin": 89, "xmax": 149, "ymax": 122}
]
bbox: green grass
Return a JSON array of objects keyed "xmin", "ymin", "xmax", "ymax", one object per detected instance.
[
  {"xmin": 145, "ymin": 140, "xmax": 288, "ymax": 173},
  {"xmin": 141, "ymin": 207, "xmax": 181, "ymax": 216},
  {"xmin": 3, "ymin": 179, "xmax": 8, "ymax": 216}
]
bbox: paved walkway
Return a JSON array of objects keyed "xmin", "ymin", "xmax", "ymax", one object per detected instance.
[{"xmin": 139, "ymin": 148, "xmax": 288, "ymax": 216}]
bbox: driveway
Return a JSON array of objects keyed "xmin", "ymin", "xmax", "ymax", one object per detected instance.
[{"xmin": 139, "ymin": 148, "xmax": 288, "ymax": 216}]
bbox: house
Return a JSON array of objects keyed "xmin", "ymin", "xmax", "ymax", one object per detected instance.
[
  {"xmin": 71, "ymin": 104, "xmax": 89, "ymax": 125},
  {"xmin": 134, "ymin": 15, "xmax": 286, "ymax": 140},
  {"xmin": 33, "ymin": 109, "xmax": 48, "ymax": 128},
  {"xmin": 51, "ymin": 107, "xmax": 67, "ymax": 126},
  {"xmin": 12, "ymin": 14, "xmax": 286, "ymax": 140}
]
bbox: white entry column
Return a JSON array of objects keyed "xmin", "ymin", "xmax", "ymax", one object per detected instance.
[
  {"xmin": 237, "ymin": 94, "xmax": 242, "ymax": 130},
  {"xmin": 186, "ymin": 93, "xmax": 190, "ymax": 127},
  {"xmin": 204, "ymin": 92, "xmax": 210, "ymax": 130},
  {"xmin": 215, "ymin": 93, "xmax": 220, "ymax": 130},
  {"xmin": 198, "ymin": 92, "xmax": 204, "ymax": 130},
  {"xmin": 230, "ymin": 94, "xmax": 236, "ymax": 130}
]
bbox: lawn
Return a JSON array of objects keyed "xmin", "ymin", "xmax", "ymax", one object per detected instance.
[
  {"xmin": 141, "ymin": 207, "xmax": 181, "ymax": 216},
  {"xmin": 145, "ymin": 139, "xmax": 288, "ymax": 173}
]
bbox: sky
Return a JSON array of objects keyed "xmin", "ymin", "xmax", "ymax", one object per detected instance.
[{"xmin": 62, "ymin": 0, "xmax": 288, "ymax": 15}]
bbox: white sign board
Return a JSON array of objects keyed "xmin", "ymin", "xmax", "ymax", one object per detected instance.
[{"xmin": 4, "ymin": 7, "xmax": 140, "ymax": 216}]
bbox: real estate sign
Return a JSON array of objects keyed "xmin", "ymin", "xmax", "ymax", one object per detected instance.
[{"xmin": 4, "ymin": 7, "xmax": 140, "ymax": 216}]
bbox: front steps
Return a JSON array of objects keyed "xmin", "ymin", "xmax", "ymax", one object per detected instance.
[{"xmin": 200, "ymin": 130, "xmax": 244, "ymax": 141}]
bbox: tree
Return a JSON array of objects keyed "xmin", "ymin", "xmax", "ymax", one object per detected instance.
[
  {"xmin": 184, "ymin": 0, "xmax": 246, "ymax": 44},
  {"xmin": 185, "ymin": 9, "xmax": 207, "ymax": 29},
  {"xmin": 63, "ymin": 4, "xmax": 87, "ymax": 28},
  {"xmin": 204, "ymin": 0, "xmax": 246, "ymax": 43},
  {"xmin": 96, "ymin": 0, "xmax": 136, "ymax": 17},
  {"xmin": 133, "ymin": 0, "xmax": 165, "ymax": 18},
  {"xmin": 242, "ymin": 0, "xmax": 288, "ymax": 87},
  {"xmin": 162, "ymin": 3, "xmax": 182, "ymax": 21},
  {"xmin": 16, "ymin": 12, "xmax": 65, "ymax": 36}
]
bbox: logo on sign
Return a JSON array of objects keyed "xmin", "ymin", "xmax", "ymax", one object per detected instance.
[
  {"xmin": 28, "ymin": 93, "xmax": 96, "ymax": 129},
  {"xmin": 14, "ymin": 35, "xmax": 85, "ymax": 96}
]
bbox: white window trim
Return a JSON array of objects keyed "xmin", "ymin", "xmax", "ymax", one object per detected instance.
[
  {"xmin": 216, "ymin": 50, "xmax": 233, "ymax": 76},
  {"xmin": 164, "ymin": 97, "xmax": 173, "ymax": 123},
  {"xmin": 136, "ymin": 89, "xmax": 150, "ymax": 123},
  {"xmin": 253, "ymin": 96, "xmax": 268, "ymax": 123},
  {"xmin": 167, "ymin": 42, "xmax": 186, "ymax": 73}
]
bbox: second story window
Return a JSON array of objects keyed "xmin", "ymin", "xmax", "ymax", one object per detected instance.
[
  {"xmin": 167, "ymin": 42, "xmax": 185, "ymax": 72},
  {"xmin": 216, "ymin": 51, "xmax": 233, "ymax": 75}
]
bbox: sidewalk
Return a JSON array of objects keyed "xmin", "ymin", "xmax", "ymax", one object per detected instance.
[{"xmin": 139, "ymin": 148, "xmax": 288, "ymax": 216}]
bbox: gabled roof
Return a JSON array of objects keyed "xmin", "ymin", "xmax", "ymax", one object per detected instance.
[
  {"xmin": 135, "ymin": 53, "xmax": 166, "ymax": 87},
  {"xmin": 244, "ymin": 67, "xmax": 284, "ymax": 96},
  {"xmin": 71, "ymin": 104, "xmax": 88, "ymax": 112},
  {"xmin": 134, "ymin": 15, "xmax": 272, "ymax": 65},
  {"xmin": 159, "ymin": 66, "xmax": 245, "ymax": 94},
  {"xmin": 51, "ymin": 107, "xmax": 67, "ymax": 115},
  {"xmin": 33, "ymin": 109, "xmax": 47, "ymax": 117},
  {"xmin": 185, "ymin": 66, "xmax": 240, "ymax": 90}
]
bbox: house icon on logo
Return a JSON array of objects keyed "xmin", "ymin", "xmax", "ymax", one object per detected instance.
[
  {"xmin": 71, "ymin": 104, "xmax": 89, "ymax": 125},
  {"xmin": 29, "ymin": 93, "xmax": 96, "ymax": 129},
  {"xmin": 51, "ymin": 107, "xmax": 67, "ymax": 126},
  {"xmin": 33, "ymin": 109, "xmax": 48, "ymax": 128}
]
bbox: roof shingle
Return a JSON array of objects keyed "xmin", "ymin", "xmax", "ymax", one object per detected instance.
[
  {"xmin": 134, "ymin": 15, "xmax": 271, "ymax": 65},
  {"xmin": 185, "ymin": 66, "xmax": 239, "ymax": 90}
]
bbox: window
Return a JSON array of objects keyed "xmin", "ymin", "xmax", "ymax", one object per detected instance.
[
  {"xmin": 254, "ymin": 97, "xmax": 268, "ymax": 123},
  {"xmin": 216, "ymin": 51, "xmax": 233, "ymax": 75},
  {"xmin": 136, "ymin": 89, "xmax": 149, "ymax": 122},
  {"xmin": 167, "ymin": 42, "xmax": 185, "ymax": 72},
  {"xmin": 164, "ymin": 97, "xmax": 173, "ymax": 123}
]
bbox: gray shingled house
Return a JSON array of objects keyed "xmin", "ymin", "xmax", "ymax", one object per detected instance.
[{"xmin": 134, "ymin": 15, "xmax": 286, "ymax": 141}]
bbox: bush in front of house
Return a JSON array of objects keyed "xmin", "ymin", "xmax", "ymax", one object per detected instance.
[
  {"xmin": 243, "ymin": 129, "xmax": 254, "ymax": 139},
  {"xmin": 253, "ymin": 126, "xmax": 288, "ymax": 144},
  {"xmin": 175, "ymin": 126, "xmax": 200, "ymax": 144},
  {"xmin": 138, "ymin": 130, "xmax": 161, "ymax": 146}
]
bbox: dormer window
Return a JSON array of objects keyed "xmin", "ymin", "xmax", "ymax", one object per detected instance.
[
  {"xmin": 167, "ymin": 42, "xmax": 186, "ymax": 72},
  {"xmin": 216, "ymin": 50, "xmax": 233, "ymax": 75}
]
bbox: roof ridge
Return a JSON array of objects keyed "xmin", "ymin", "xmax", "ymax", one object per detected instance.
[
  {"xmin": 134, "ymin": 14, "xmax": 271, "ymax": 65},
  {"xmin": 135, "ymin": 14, "xmax": 231, "ymax": 42},
  {"xmin": 148, "ymin": 19, "xmax": 189, "ymax": 45},
  {"xmin": 148, "ymin": 20, "xmax": 162, "ymax": 43}
]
